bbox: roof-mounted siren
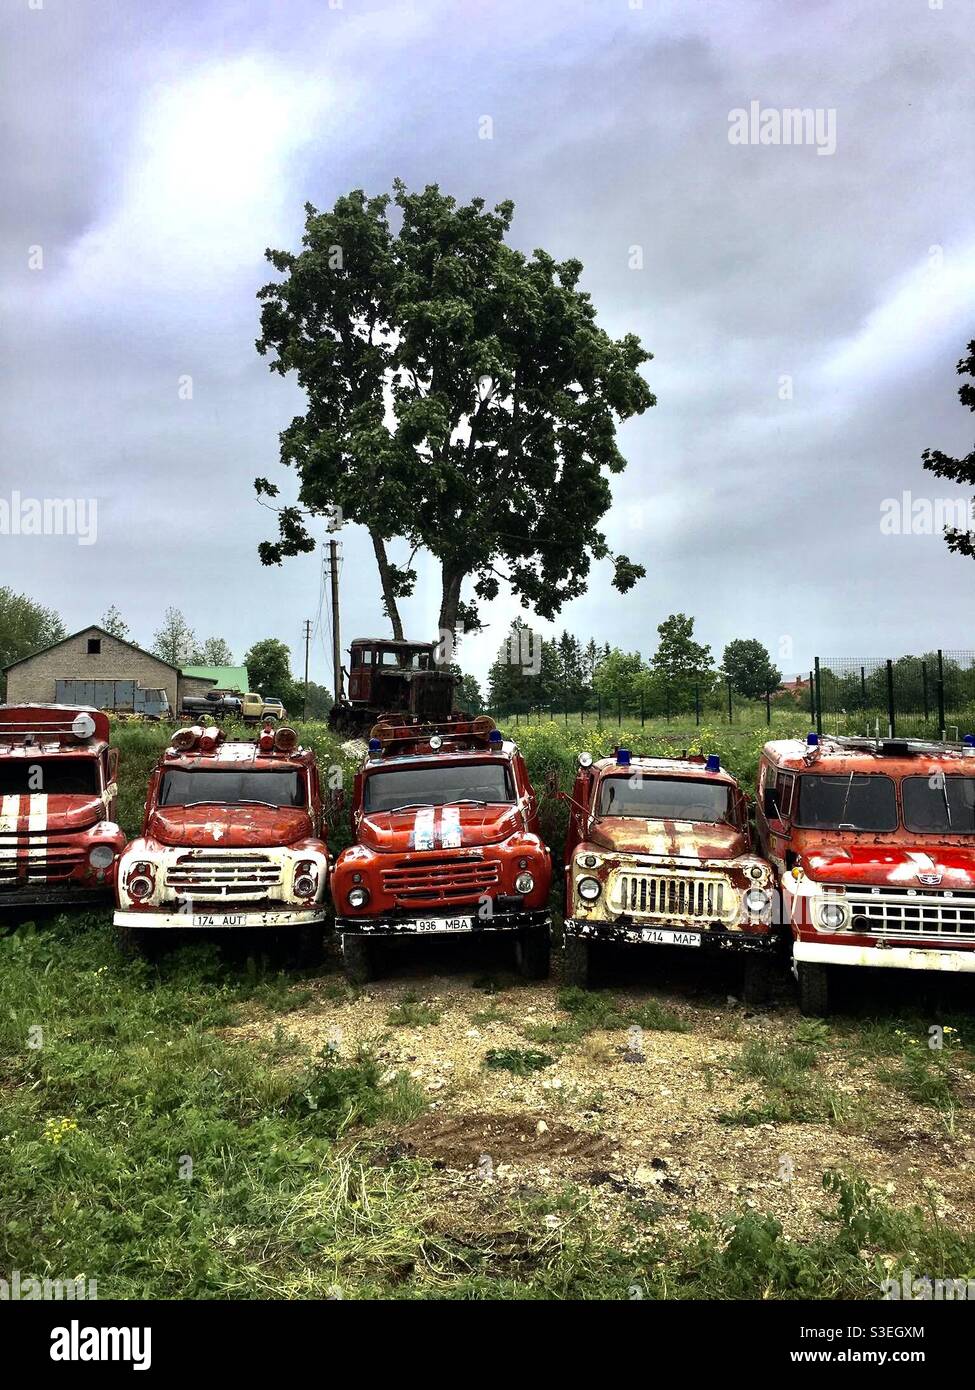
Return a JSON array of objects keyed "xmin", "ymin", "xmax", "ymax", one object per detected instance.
[
  {"xmin": 171, "ymin": 725, "xmax": 203, "ymax": 752},
  {"xmin": 806, "ymin": 732, "xmax": 819, "ymax": 746},
  {"xmin": 616, "ymin": 747, "xmax": 632, "ymax": 768},
  {"xmin": 705, "ymin": 754, "xmax": 721, "ymax": 773},
  {"xmin": 488, "ymin": 729, "xmax": 503, "ymax": 749},
  {"xmin": 964, "ymin": 734, "xmax": 975, "ymax": 756},
  {"xmin": 367, "ymin": 737, "xmax": 382, "ymax": 757},
  {"xmin": 71, "ymin": 711, "xmax": 97, "ymax": 742}
]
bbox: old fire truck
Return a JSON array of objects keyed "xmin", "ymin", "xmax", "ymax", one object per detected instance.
[
  {"xmin": 332, "ymin": 717, "xmax": 552, "ymax": 982},
  {"xmin": 561, "ymin": 749, "xmax": 778, "ymax": 999},
  {"xmin": 328, "ymin": 638, "xmax": 460, "ymax": 735},
  {"xmin": 758, "ymin": 732, "xmax": 975, "ymax": 1014},
  {"xmin": 0, "ymin": 705, "xmax": 125, "ymax": 906},
  {"xmin": 114, "ymin": 722, "xmax": 329, "ymax": 953}
]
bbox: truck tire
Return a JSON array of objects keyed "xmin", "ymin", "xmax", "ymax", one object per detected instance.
[
  {"xmin": 115, "ymin": 925, "xmax": 165, "ymax": 961},
  {"xmin": 562, "ymin": 935, "xmax": 593, "ymax": 989},
  {"xmin": 286, "ymin": 923, "xmax": 324, "ymax": 969},
  {"xmin": 514, "ymin": 927, "xmax": 550, "ymax": 980},
  {"xmin": 742, "ymin": 955, "xmax": 775, "ymax": 1007},
  {"xmin": 797, "ymin": 960, "xmax": 830, "ymax": 1016},
  {"xmin": 343, "ymin": 934, "xmax": 378, "ymax": 985}
]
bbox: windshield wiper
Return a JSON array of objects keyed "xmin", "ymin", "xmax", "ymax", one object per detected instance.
[
  {"xmin": 445, "ymin": 798, "xmax": 488, "ymax": 808},
  {"xmin": 838, "ymin": 771, "xmax": 856, "ymax": 828},
  {"xmin": 384, "ymin": 802, "xmax": 435, "ymax": 814}
]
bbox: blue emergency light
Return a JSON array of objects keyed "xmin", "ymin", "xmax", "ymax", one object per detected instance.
[
  {"xmin": 806, "ymin": 733, "xmax": 819, "ymax": 746},
  {"xmin": 489, "ymin": 729, "xmax": 503, "ymax": 745},
  {"xmin": 368, "ymin": 738, "xmax": 382, "ymax": 754},
  {"xmin": 706, "ymin": 754, "xmax": 720, "ymax": 773},
  {"xmin": 617, "ymin": 747, "xmax": 632, "ymax": 767}
]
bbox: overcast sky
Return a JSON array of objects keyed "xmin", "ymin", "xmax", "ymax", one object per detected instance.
[{"xmin": 2, "ymin": 0, "xmax": 973, "ymax": 690}]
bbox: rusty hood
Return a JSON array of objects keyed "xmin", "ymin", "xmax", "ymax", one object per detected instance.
[
  {"xmin": 358, "ymin": 803, "xmax": 521, "ymax": 853},
  {"xmin": 801, "ymin": 844, "xmax": 975, "ymax": 891},
  {"xmin": 0, "ymin": 792, "xmax": 106, "ymax": 834},
  {"xmin": 587, "ymin": 817, "xmax": 747, "ymax": 860},
  {"xmin": 147, "ymin": 804, "xmax": 313, "ymax": 849}
]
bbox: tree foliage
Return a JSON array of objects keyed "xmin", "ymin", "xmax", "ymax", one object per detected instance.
[
  {"xmin": 723, "ymin": 638, "xmax": 782, "ymax": 700},
  {"xmin": 255, "ymin": 181, "xmax": 655, "ymax": 638},
  {"xmin": 0, "ymin": 588, "xmax": 65, "ymax": 696},
  {"xmin": 922, "ymin": 338, "xmax": 975, "ymax": 558},
  {"xmin": 152, "ymin": 608, "xmax": 196, "ymax": 668}
]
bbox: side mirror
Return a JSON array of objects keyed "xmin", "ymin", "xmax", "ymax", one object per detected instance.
[{"xmin": 107, "ymin": 749, "xmax": 120, "ymax": 782}]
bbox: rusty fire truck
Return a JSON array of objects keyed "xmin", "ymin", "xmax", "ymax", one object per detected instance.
[
  {"xmin": 561, "ymin": 748, "xmax": 779, "ymax": 999},
  {"xmin": 114, "ymin": 722, "xmax": 329, "ymax": 955},
  {"xmin": 758, "ymin": 732, "xmax": 975, "ymax": 1014},
  {"xmin": 0, "ymin": 705, "xmax": 125, "ymax": 906},
  {"xmin": 328, "ymin": 638, "xmax": 461, "ymax": 735},
  {"xmin": 331, "ymin": 717, "xmax": 552, "ymax": 982}
]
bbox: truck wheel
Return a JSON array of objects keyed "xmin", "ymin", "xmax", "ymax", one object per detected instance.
[
  {"xmin": 797, "ymin": 961, "xmax": 830, "ymax": 1016},
  {"xmin": 343, "ymin": 935, "xmax": 378, "ymax": 985},
  {"xmin": 742, "ymin": 955, "xmax": 775, "ymax": 1007},
  {"xmin": 115, "ymin": 926, "xmax": 164, "ymax": 960},
  {"xmin": 286, "ymin": 924, "xmax": 324, "ymax": 969},
  {"xmin": 514, "ymin": 927, "xmax": 550, "ymax": 980},
  {"xmin": 563, "ymin": 936, "xmax": 593, "ymax": 989}
]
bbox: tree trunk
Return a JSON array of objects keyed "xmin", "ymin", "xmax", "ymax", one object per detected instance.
[
  {"xmin": 438, "ymin": 566, "xmax": 465, "ymax": 642},
  {"xmin": 369, "ymin": 529, "xmax": 405, "ymax": 640}
]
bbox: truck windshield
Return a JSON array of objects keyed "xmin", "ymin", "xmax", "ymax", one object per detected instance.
[
  {"xmin": 903, "ymin": 776, "xmax": 975, "ymax": 834},
  {"xmin": 364, "ymin": 763, "xmax": 513, "ymax": 813},
  {"xmin": 795, "ymin": 774, "xmax": 897, "ymax": 831},
  {"xmin": 597, "ymin": 776, "xmax": 730, "ymax": 822},
  {"xmin": 0, "ymin": 759, "xmax": 99, "ymax": 795},
  {"xmin": 158, "ymin": 769, "xmax": 305, "ymax": 808}
]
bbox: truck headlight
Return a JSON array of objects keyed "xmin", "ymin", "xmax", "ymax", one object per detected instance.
[
  {"xmin": 744, "ymin": 888, "xmax": 770, "ymax": 914},
  {"xmin": 577, "ymin": 876, "xmax": 601, "ymax": 902},
  {"xmin": 818, "ymin": 900, "xmax": 849, "ymax": 931},
  {"xmin": 347, "ymin": 886, "xmax": 370, "ymax": 909},
  {"xmin": 515, "ymin": 871, "xmax": 535, "ymax": 894},
  {"xmin": 89, "ymin": 844, "xmax": 115, "ymax": 870}
]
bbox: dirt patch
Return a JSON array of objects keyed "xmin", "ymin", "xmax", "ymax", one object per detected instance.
[{"xmin": 395, "ymin": 1110, "xmax": 610, "ymax": 1169}]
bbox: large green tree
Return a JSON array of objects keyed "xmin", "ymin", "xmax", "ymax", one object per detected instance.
[
  {"xmin": 152, "ymin": 608, "xmax": 196, "ymax": 668},
  {"xmin": 922, "ymin": 338, "xmax": 975, "ymax": 557},
  {"xmin": 255, "ymin": 181, "xmax": 654, "ymax": 639},
  {"xmin": 722, "ymin": 638, "xmax": 782, "ymax": 701},
  {"xmin": 0, "ymin": 588, "xmax": 65, "ymax": 694},
  {"xmin": 652, "ymin": 613, "xmax": 713, "ymax": 713}
]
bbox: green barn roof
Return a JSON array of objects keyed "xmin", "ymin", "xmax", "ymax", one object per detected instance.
[{"xmin": 182, "ymin": 665, "xmax": 249, "ymax": 693}]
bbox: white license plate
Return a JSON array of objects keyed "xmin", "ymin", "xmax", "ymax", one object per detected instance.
[
  {"xmin": 415, "ymin": 917, "xmax": 472, "ymax": 933},
  {"xmin": 639, "ymin": 928, "xmax": 701, "ymax": 947},
  {"xmin": 192, "ymin": 912, "xmax": 247, "ymax": 928}
]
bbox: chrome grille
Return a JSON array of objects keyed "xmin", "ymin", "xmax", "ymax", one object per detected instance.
[
  {"xmin": 611, "ymin": 871, "xmax": 736, "ymax": 922},
  {"xmin": 381, "ymin": 856, "xmax": 499, "ymax": 904},
  {"xmin": 847, "ymin": 889, "xmax": 975, "ymax": 942},
  {"xmin": 165, "ymin": 852, "xmax": 283, "ymax": 901},
  {"xmin": 0, "ymin": 838, "xmax": 84, "ymax": 884}
]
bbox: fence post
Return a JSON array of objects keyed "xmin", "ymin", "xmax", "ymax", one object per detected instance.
[
  {"xmin": 860, "ymin": 666, "xmax": 866, "ymax": 709},
  {"xmin": 765, "ymin": 688, "xmax": 771, "ymax": 725},
  {"xmin": 809, "ymin": 670, "xmax": 815, "ymax": 726},
  {"xmin": 597, "ymin": 694, "xmax": 602, "ymax": 729},
  {"xmin": 814, "ymin": 658, "xmax": 822, "ymax": 735},
  {"xmin": 922, "ymin": 660, "xmax": 929, "ymax": 722},
  {"xmin": 726, "ymin": 675, "xmax": 733, "ymax": 725},
  {"xmin": 885, "ymin": 659, "xmax": 895, "ymax": 738},
  {"xmin": 695, "ymin": 683, "xmax": 700, "ymax": 727},
  {"xmin": 640, "ymin": 692, "xmax": 645, "ymax": 727},
  {"xmin": 937, "ymin": 649, "xmax": 946, "ymax": 739}
]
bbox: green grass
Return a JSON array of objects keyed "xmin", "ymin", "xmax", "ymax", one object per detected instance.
[
  {"xmin": 483, "ymin": 1047, "xmax": 555, "ymax": 1075},
  {"xmin": 386, "ymin": 995, "xmax": 443, "ymax": 1029},
  {"xmin": 523, "ymin": 986, "xmax": 688, "ymax": 1051}
]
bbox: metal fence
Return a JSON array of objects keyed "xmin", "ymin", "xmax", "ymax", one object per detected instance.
[{"xmin": 813, "ymin": 651, "xmax": 975, "ymax": 739}]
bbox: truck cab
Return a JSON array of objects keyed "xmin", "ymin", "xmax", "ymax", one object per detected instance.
[
  {"xmin": 332, "ymin": 718, "xmax": 552, "ymax": 982},
  {"xmin": 562, "ymin": 748, "xmax": 777, "ymax": 997},
  {"xmin": 114, "ymin": 723, "xmax": 328, "ymax": 951},
  {"xmin": 329, "ymin": 638, "xmax": 457, "ymax": 735},
  {"xmin": 758, "ymin": 733, "xmax": 975, "ymax": 1014},
  {"xmin": 0, "ymin": 705, "xmax": 125, "ymax": 906}
]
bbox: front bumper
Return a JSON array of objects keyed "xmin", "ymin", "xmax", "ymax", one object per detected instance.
[
  {"xmin": 565, "ymin": 917, "xmax": 783, "ymax": 954},
  {"xmin": 794, "ymin": 939, "xmax": 975, "ymax": 973},
  {"xmin": 114, "ymin": 907, "xmax": 326, "ymax": 931},
  {"xmin": 337, "ymin": 909, "xmax": 551, "ymax": 938},
  {"xmin": 0, "ymin": 884, "xmax": 111, "ymax": 908}
]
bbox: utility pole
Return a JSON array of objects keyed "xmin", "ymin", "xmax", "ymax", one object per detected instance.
[
  {"xmin": 302, "ymin": 619, "xmax": 312, "ymax": 720},
  {"xmin": 328, "ymin": 537, "xmax": 343, "ymax": 703}
]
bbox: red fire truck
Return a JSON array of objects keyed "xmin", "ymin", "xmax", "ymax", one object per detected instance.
[
  {"xmin": 757, "ymin": 732, "xmax": 975, "ymax": 1014},
  {"xmin": 114, "ymin": 723, "xmax": 329, "ymax": 954},
  {"xmin": 0, "ymin": 705, "xmax": 125, "ymax": 906},
  {"xmin": 332, "ymin": 718, "xmax": 552, "ymax": 982},
  {"xmin": 561, "ymin": 748, "xmax": 778, "ymax": 998}
]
